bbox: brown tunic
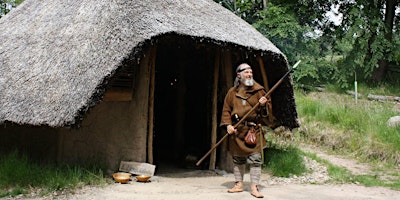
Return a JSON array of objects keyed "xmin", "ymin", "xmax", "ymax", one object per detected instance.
[{"xmin": 220, "ymin": 82, "xmax": 268, "ymax": 156}]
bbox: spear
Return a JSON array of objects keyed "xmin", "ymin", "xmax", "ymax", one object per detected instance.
[{"xmin": 196, "ymin": 60, "xmax": 301, "ymax": 166}]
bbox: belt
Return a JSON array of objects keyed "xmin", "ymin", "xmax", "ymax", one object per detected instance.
[{"xmin": 243, "ymin": 121, "xmax": 257, "ymax": 127}]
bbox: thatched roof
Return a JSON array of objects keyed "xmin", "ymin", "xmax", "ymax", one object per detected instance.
[{"xmin": 0, "ymin": 0, "xmax": 295, "ymax": 127}]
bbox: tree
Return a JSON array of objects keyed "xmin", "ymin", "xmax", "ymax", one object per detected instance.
[
  {"xmin": 216, "ymin": 0, "xmax": 337, "ymax": 84},
  {"xmin": 214, "ymin": 0, "xmax": 266, "ymax": 23},
  {"xmin": 267, "ymin": 0, "xmax": 400, "ymax": 85},
  {"xmin": 218, "ymin": 0, "xmax": 399, "ymax": 86},
  {"xmin": 369, "ymin": 0, "xmax": 398, "ymax": 82},
  {"xmin": 0, "ymin": 0, "xmax": 23, "ymax": 18},
  {"xmin": 254, "ymin": 2, "xmax": 337, "ymax": 85},
  {"xmin": 326, "ymin": 0, "xmax": 399, "ymax": 83}
]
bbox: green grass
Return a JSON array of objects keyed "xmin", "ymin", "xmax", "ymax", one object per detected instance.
[
  {"xmin": 0, "ymin": 150, "xmax": 108, "ymax": 198},
  {"xmin": 354, "ymin": 83, "xmax": 400, "ymax": 96},
  {"xmin": 295, "ymin": 83, "xmax": 400, "ymax": 189},
  {"xmin": 295, "ymin": 88, "xmax": 400, "ymax": 164},
  {"xmin": 263, "ymin": 147, "xmax": 307, "ymax": 177}
]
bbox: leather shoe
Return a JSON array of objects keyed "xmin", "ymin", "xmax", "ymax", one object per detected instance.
[
  {"xmin": 251, "ymin": 184, "xmax": 264, "ymax": 198},
  {"xmin": 227, "ymin": 181, "xmax": 243, "ymax": 193}
]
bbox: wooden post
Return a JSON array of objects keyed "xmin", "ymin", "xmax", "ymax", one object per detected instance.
[
  {"xmin": 56, "ymin": 131, "xmax": 64, "ymax": 164},
  {"xmin": 209, "ymin": 50, "xmax": 220, "ymax": 170},
  {"xmin": 224, "ymin": 52, "xmax": 234, "ymax": 88},
  {"xmin": 257, "ymin": 55, "xmax": 270, "ymax": 90},
  {"xmin": 219, "ymin": 50, "xmax": 233, "ymax": 172},
  {"xmin": 147, "ymin": 46, "xmax": 157, "ymax": 164},
  {"xmin": 257, "ymin": 55, "xmax": 275, "ymax": 122}
]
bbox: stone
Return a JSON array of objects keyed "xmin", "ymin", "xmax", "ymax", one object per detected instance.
[{"xmin": 387, "ymin": 116, "xmax": 400, "ymax": 127}]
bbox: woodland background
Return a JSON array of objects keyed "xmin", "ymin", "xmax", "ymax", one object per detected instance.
[{"xmin": 2, "ymin": 0, "xmax": 399, "ymax": 88}]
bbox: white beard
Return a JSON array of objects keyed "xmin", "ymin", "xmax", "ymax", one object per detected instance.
[{"xmin": 242, "ymin": 78, "xmax": 254, "ymax": 86}]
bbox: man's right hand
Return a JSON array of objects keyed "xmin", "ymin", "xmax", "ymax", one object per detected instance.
[{"xmin": 227, "ymin": 125, "xmax": 237, "ymax": 135}]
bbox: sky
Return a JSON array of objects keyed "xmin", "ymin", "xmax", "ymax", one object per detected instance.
[{"xmin": 326, "ymin": 4, "xmax": 343, "ymax": 26}]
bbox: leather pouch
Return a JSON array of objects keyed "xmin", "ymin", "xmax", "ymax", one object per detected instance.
[{"xmin": 244, "ymin": 126, "xmax": 257, "ymax": 145}]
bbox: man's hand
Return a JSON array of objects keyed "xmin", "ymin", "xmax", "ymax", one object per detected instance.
[
  {"xmin": 227, "ymin": 125, "xmax": 237, "ymax": 135},
  {"xmin": 259, "ymin": 96, "xmax": 267, "ymax": 106}
]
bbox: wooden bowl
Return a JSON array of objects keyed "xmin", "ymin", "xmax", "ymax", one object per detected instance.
[
  {"xmin": 112, "ymin": 172, "xmax": 131, "ymax": 184},
  {"xmin": 136, "ymin": 174, "xmax": 151, "ymax": 182}
]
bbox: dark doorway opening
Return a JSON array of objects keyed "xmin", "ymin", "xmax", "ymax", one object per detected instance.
[{"xmin": 153, "ymin": 36, "xmax": 215, "ymax": 173}]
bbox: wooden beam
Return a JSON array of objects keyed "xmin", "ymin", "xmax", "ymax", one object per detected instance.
[
  {"xmin": 257, "ymin": 55, "xmax": 275, "ymax": 123},
  {"xmin": 147, "ymin": 46, "xmax": 157, "ymax": 164},
  {"xmin": 56, "ymin": 132, "xmax": 65, "ymax": 164},
  {"xmin": 219, "ymin": 50, "xmax": 233, "ymax": 172},
  {"xmin": 209, "ymin": 50, "xmax": 220, "ymax": 170},
  {"xmin": 257, "ymin": 55, "xmax": 270, "ymax": 90},
  {"xmin": 103, "ymin": 88, "xmax": 132, "ymax": 101},
  {"xmin": 224, "ymin": 52, "xmax": 233, "ymax": 88}
]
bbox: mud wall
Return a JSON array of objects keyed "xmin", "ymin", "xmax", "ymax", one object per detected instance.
[
  {"xmin": 58, "ymin": 51, "xmax": 151, "ymax": 172},
  {"xmin": 0, "ymin": 51, "xmax": 151, "ymax": 172}
]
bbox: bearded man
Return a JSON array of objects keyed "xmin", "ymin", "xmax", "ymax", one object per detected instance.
[{"xmin": 220, "ymin": 63, "xmax": 269, "ymax": 198}]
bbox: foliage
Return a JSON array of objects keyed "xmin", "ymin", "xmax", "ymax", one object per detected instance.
[
  {"xmin": 253, "ymin": 3, "xmax": 307, "ymax": 61},
  {"xmin": 330, "ymin": 1, "xmax": 397, "ymax": 84},
  {"xmin": 0, "ymin": 150, "xmax": 108, "ymax": 198},
  {"xmin": 337, "ymin": 1, "xmax": 398, "ymax": 83},
  {"xmin": 252, "ymin": 3, "xmax": 336, "ymax": 85},
  {"xmin": 3, "ymin": 0, "xmax": 399, "ymax": 86},
  {"xmin": 271, "ymin": 0, "xmax": 399, "ymax": 86},
  {"xmin": 0, "ymin": 0, "xmax": 23, "ymax": 17},
  {"xmin": 214, "ymin": 0, "xmax": 265, "ymax": 24},
  {"xmin": 216, "ymin": 0, "xmax": 399, "ymax": 86}
]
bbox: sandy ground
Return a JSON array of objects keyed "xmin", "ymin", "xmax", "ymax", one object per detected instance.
[
  {"xmin": 9, "ymin": 146, "xmax": 400, "ymax": 200},
  {"xmin": 49, "ymin": 173, "xmax": 400, "ymax": 200}
]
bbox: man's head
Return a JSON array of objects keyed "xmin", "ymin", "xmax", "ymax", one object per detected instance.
[{"xmin": 235, "ymin": 63, "xmax": 254, "ymax": 87}]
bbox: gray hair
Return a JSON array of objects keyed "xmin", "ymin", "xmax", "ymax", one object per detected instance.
[{"xmin": 234, "ymin": 63, "xmax": 252, "ymax": 86}]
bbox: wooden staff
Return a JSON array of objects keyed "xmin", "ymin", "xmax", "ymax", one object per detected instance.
[{"xmin": 196, "ymin": 60, "xmax": 301, "ymax": 166}]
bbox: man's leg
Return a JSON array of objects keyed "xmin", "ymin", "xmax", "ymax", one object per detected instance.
[
  {"xmin": 248, "ymin": 153, "xmax": 264, "ymax": 198},
  {"xmin": 228, "ymin": 156, "xmax": 246, "ymax": 193}
]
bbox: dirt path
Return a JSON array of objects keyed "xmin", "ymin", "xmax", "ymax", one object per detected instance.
[
  {"xmin": 11, "ymin": 146, "xmax": 400, "ymax": 200},
  {"xmin": 299, "ymin": 145, "xmax": 374, "ymax": 175},
  {"xmin": 43, "ymin": 173, "xmax": 400, "ymax": 200}
]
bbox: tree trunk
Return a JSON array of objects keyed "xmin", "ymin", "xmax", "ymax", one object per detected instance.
[
  {"xmin": 371, "ymin": 60, "xmax": 388, "ymax": 82},
  {"xmin": 371, "ymin": 0, "xmax": 397, "ymax": 82},
  {"xmin": 263, "ymin": 0, "xmax": 268, "ymax": 10}
]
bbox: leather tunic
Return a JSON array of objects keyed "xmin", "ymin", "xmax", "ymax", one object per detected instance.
[{"xmin": 220, "ymin": 82, "xmax": 268, "ymax": 156}]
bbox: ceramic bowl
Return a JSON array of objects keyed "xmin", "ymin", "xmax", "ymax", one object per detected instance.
[
  {"xmin": 112, "ymin": 172, "xmax": 132, "ymax": 184},
  {"xmin": 136, "ymin": 174, "xmax": 151, "ymax": 182}
]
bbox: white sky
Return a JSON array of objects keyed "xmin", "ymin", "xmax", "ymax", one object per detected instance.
[{"xmin": 325, "ymin": 4, "xmax": 343, "ymax": 26}]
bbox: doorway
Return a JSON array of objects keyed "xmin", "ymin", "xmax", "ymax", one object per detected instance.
[{"xmin": 153, "ymin": 36, "xmax": 215, "ymax": 173}]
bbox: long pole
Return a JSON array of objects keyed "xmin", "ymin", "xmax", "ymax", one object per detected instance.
[{"xmin": 196, "ymin": 60, "xmax": 301, "ymax": 166}]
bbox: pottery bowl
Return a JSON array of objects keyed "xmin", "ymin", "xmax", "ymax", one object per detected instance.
[
  {"xmin": 136, "ymin": 174, "xmax": 151, "ymax": 182},
  {"xmin": 112, "ymin": 172, "xmax": 131, "ymax": 184}
]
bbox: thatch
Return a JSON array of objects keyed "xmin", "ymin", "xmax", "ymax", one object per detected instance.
[{"xmin": 0, "ymin": 0, "xmax": 295, "ymax": 127}]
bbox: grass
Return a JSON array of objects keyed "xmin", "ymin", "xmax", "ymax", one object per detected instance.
[
  {"xmin": 355, "ymin": 82, "xmax": 400, "ymax": 96},
  {"xmin": 295, "ymin": 88, "xmax": 400, "ymax": 163},
  {"xmin": 263, "ymin": 147, "xmax": 307, "ymax": 177},
  {"xmin": 304, "ymin": 151, "xmax": 400, "ymax": 190},
  {"xmin": 0, "ymin": 150, "xmax": 108, "ymax": 198},
  {"xmin": 293, "ymin": 83, "xmax": 400, "ymax": 189}
]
